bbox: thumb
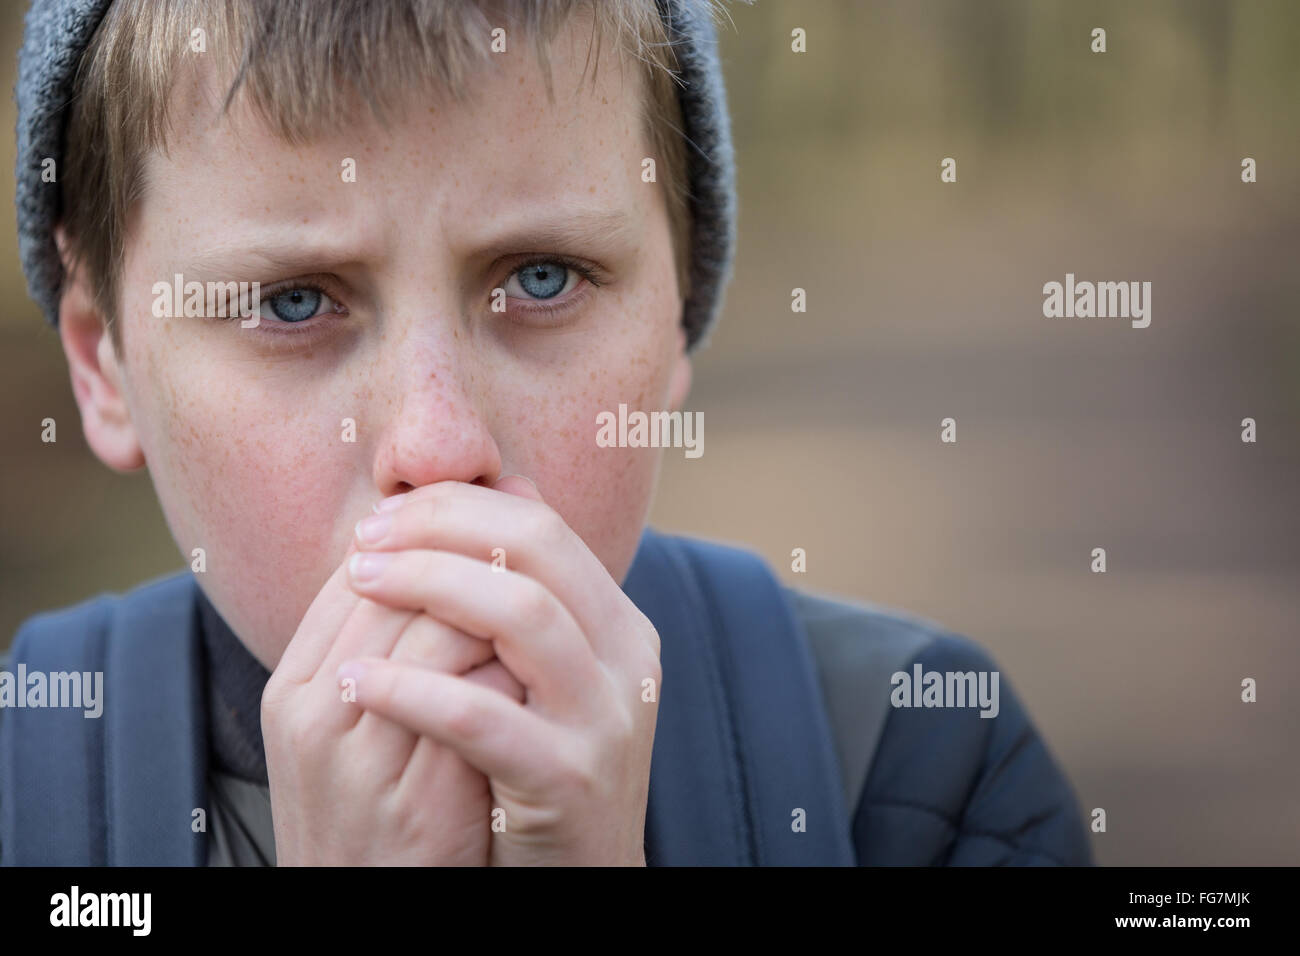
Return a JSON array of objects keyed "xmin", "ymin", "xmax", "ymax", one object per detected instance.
[{"xmin": 492, "ymin": 472, "xmax": 544, "ymax": 502}]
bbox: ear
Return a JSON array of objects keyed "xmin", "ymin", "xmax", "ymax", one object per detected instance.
[
  {"xmin": 667, "ymin": 323, "xmax": 692, "ymax": 412},
  {"xmin": 55, "ymin": 226, "xmax": 146, "ymax": 472}
]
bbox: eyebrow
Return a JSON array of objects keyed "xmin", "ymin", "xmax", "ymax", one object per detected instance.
[
  {"xmin": 464, "ymin": 206, "xmax": 639, "ymax": 258},
  {"xmin": 177, "ymin": 234, "xmax": 373, "ymax": 281},
  {"xmin": 173, "ymin": 205, "xmax": 639, "ymax": 281}
]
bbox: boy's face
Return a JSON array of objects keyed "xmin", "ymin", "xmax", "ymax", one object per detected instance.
[{"xmin": 69, "ymin": 13, "xmax": 691, "ymax": 670}]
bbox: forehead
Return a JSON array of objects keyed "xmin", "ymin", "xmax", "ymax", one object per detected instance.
[{"xmin": 139, "ymin": 7, "xmax": 652, "ymax": 252}]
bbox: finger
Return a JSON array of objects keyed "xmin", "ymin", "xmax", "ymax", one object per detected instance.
[
  {"xmin": 274, "ymin": 533, "xmax": 365, "ymax": 685},
  {"xmin": 340, "ymin": 657, "xmax": 561, "ymax": 792},
  {"xmin": 325, "ymin": 600, "xmax": 435, "ymax": 777},
  {"xmin": 370, "ymin": 615, "xmax": 501, "ymax": 774},
  {"xmin": 277, "ymin": 492, "xmax": 424, "ymax": 683},
  {"xmin": 394, "ymin": 658, "xmax": 528, "ymax": 797},
  {"xmin": 491, "ymin": 473, "xmax": 542, "ymax": 501},
  {"xmin": 361, "ymin": 616, "xmax": 508, "ymax": 786},
  {"xmin": 319, "ymin": 595, "xmax": 419, "ymax": 691},
  {"xmin": 462, "ymin": 658, "xmax": 528, "ymax": 703},
  {"xmin": 315, "ymin": 598, "xmax": 427, "ymax": 777},
  {"xmin": 347, "ymin": 548, "xmax": 603, "ymax": 712},
  {"xmin": 354, "ymin": 481, "xmax": 645, "ymax": 664},
  {"xmin": 388, "ymin": 613, "xmax": 495, "ymax": 677},
  {"xmin": 395, "ymin": 735, "xmax": 489, "ymax": 827},
  {"xmin": 346, "ymin": 709, "xmax": 420, "ymax": 787}
]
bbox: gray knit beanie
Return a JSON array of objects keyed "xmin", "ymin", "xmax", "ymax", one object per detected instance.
[{"xmin": 14, "ymin": 0, "xmax": 737, "ymax": 351}]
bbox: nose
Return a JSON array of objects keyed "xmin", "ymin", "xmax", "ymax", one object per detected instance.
[{"xmin": 370, "ymin": 333, "xmax": 502, "ymax": 496}]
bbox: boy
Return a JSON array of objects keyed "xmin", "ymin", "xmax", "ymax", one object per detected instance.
[{"xmin": 2, "ymin": 0, "xmax": 1091, "ymax": 865}]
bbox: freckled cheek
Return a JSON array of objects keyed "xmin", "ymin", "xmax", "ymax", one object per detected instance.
[
  {"xmin": 142, "ymin": 380, "xmax": 353, "ymax": 625},
  {"xmin": 533, "ymin": 360, "xmax": 669, "ymax": 580},
  {"xmin": 564, "ymin": 443, "xmax": 658, "ymax": 570}
]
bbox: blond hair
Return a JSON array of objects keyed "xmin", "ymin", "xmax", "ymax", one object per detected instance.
[{"xmin": 60, "ymin": 0, "xmax": 702, "ymax": 348}]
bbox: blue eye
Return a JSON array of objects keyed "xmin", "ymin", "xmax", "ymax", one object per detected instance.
[
  {"xmin": 264, "ymin": 287, "xmax": 323, "ymax": 323},
  {"xmin": 508, "ymin": 261, "xmax": 575, "ymax": 300}
]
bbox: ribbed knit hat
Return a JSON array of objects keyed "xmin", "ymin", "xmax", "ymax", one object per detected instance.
[{"xmin": 14, "ymin": 0, "xmax": 737, "ymax": 350}]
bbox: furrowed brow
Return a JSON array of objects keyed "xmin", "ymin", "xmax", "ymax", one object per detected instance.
[
  {"xmin": 171, "ymin": 207, "xmax": 637, "ymax": 280},
  {"xmin": 470, "ymin": 207, "xmax": 638, "ymax": 257},
  {"xmin": 173, "ymin": 236, "xmax": 372, "ymax": 280}
]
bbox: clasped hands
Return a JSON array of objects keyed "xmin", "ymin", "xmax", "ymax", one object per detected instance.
[{"xmin": 261, "ymin": 476, "xmax": 662, "ymax": 866}]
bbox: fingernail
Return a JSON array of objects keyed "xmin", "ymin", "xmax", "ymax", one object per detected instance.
[
  {"xmin": 355, "ymin": 513, "xmax": 391, "ymax": 546},
  {"xmin": 337, "ymin": 659, "xmax": 369, "ymax": 686},
  {"xmin": 497, "ymin": 473, "xmax": 539, "ymax": 492},
  {"xmin": 349, "ymin": 551, "xmax": 392, "ymax": 582},
  {"xmin": 373, "ymin": 492, "xmax": 409, "ymax": 513}
]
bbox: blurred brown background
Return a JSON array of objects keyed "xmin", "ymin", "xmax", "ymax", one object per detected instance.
[{"xmin": 2, "ymin": 0, "xmax": 1297, "ymax": 864}]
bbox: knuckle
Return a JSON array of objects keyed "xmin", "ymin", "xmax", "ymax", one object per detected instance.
[
  {"xmin": 508, "ymin": 575, "xmax": 556, "ymax": 628},
  {"xmin": 260, "ymin": 672, "xmax": 303, "ymax": 726},
  {"xmin": 643, "ymin": 651, "xmax": 663, "ymax": 688},
  {"xmin": 555, "ymin": 739, "xmax": 600, "ymax": 795},
  {"xmin": 525, "ymin": 502, "xmax": 566, "ymax": 551},
  {"xmin": 607, "ymin": 701, "xmax": 637, "ymax": 743},
  {"xmin": 623, "ymin": 606, "xmax": 661, "ymax": 659},
  {"xmin": 641, "ymin": 617, "xmax": 662, "ymax": 659}
]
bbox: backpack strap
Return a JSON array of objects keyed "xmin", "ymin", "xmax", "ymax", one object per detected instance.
[
  {"xmin": 623, "ymin": 528, "xmax": 856, "ymax": 865},
  {"xmin": 785, "ymin": 588, "xmax": 936, "ymax": 820},
  {"xmin": 0, "ymin": 571, "xmax": 208, "ymax": 865},
  {"xmin": 1, "ymin": 595, "xmax": 112, "ymax": 864}
]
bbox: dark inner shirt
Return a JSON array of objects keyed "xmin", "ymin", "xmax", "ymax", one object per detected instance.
[{"xmin": 196, "ymin": 587, "xmax": 272, "ymax": 786}]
